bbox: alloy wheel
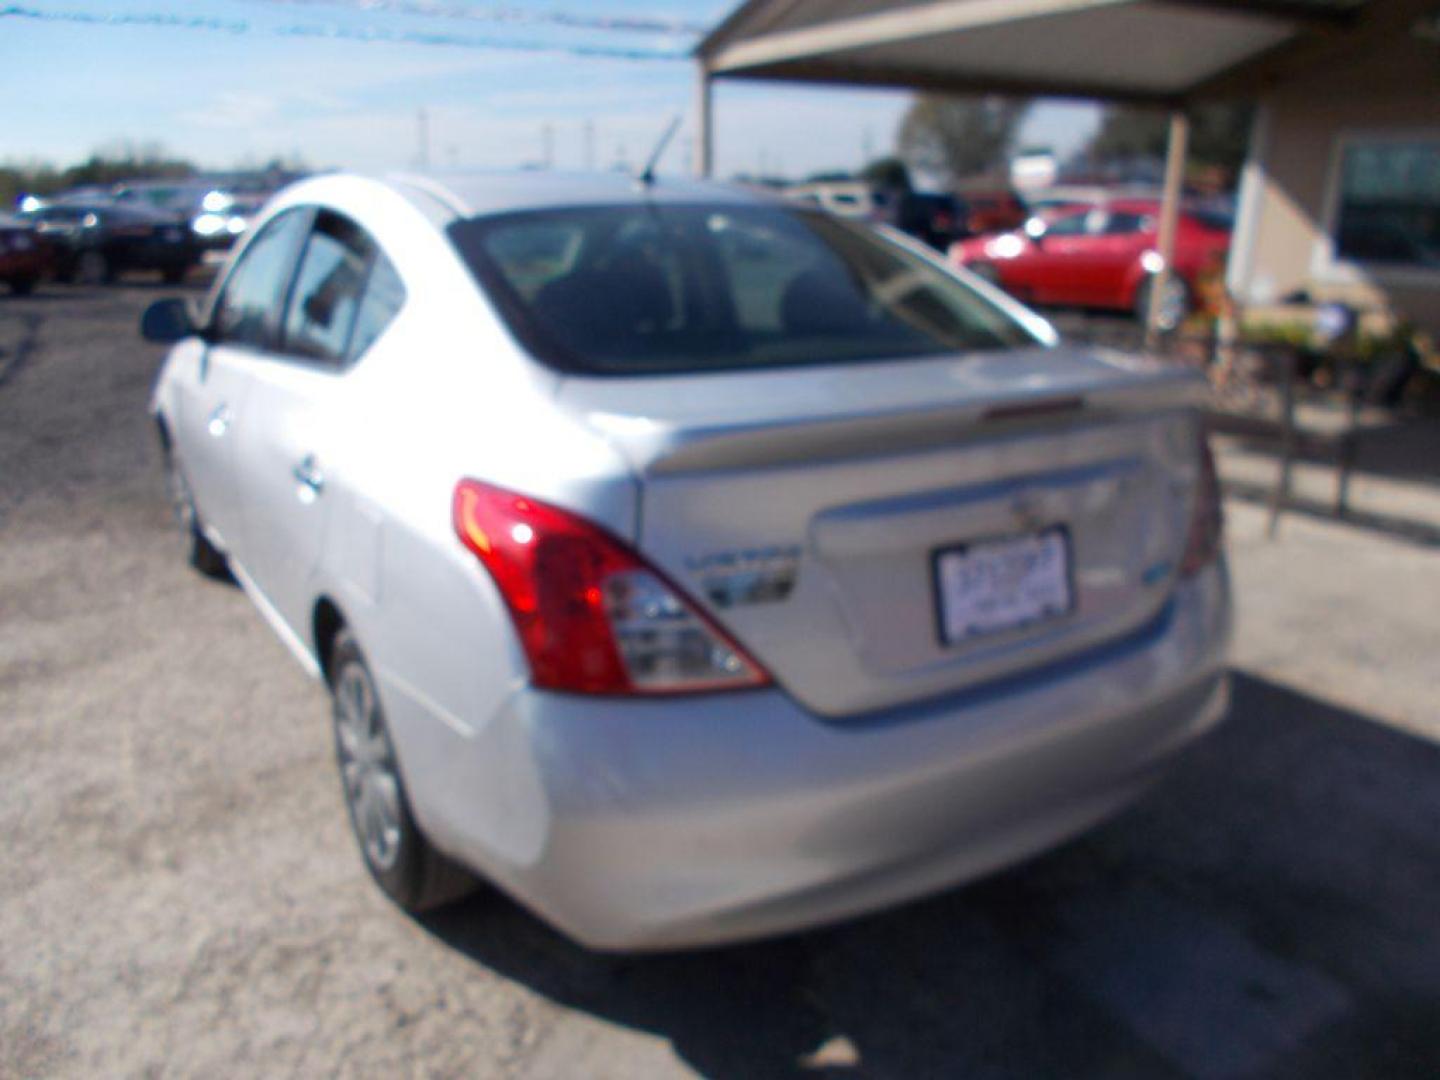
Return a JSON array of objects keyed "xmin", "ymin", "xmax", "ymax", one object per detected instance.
[{"xmin": 333, "ymin": 664, "xmax": 404, "ymax": 872}]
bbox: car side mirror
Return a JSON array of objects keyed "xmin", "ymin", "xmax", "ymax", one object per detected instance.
[
  {"xmin": 1023, "ymin": 217, "xmax": 1048, "ymax": 246},
  {"xmin": 140, "ymin": 297, "xmax": 196, "ymax": 343}
]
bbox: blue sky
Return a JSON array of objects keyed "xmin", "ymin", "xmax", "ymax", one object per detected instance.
[{"xmin": 0, "ymin": 0, "xmax": 1100, "ymax": 181}]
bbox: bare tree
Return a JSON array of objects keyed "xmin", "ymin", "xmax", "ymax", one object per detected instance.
[{"xmin": 898, "ymin": 95, "xmax": 1032, "ymax": 182}]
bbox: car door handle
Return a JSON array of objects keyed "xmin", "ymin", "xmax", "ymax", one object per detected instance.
[
  {"xmin": 292, "ymin": 456, "xmax": 325, "ymax": 497},
  {"xmin": 207, "ymin": 404, "xmax": 231, "ymax": 437}
]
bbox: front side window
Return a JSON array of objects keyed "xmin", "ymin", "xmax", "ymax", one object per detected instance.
[
  {"xmin": 211, "ymin": 208, "xmax": 312, "ymax": 350},
  {"xmin": 282, "ymin": 210, "xmax": 376, "ymax": 365},
  {"xmin": 448, "ymin": 203, "xmax": 1037, "ymax": 376},
  {"xmin": 1333, "ymin": 139, "xmax": 1440, "ymax": 270}
]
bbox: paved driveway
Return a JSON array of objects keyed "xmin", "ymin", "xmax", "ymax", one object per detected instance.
[{"xmin": 3, "ymin": 285, "xmax": 1438, "ymax": 1078}]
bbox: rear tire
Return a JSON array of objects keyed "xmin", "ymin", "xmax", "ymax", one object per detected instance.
[
  {"xmin": 8, "ymin": 276, "xmax": 36, "ymax": 296},
  {"xmin": 75, "ymin": 249, "xmax": 111, "ymax": 285},
  {"xmin": 163, "ymin": 448, "xmax": 230, "ymax": 579},
  {"xmin": 329, "ymin": 629, "xmax": 478, "ymax": 913}
]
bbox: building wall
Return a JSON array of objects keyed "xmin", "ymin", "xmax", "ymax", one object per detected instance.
[{"xmin": 1233, "ymin": 28, "xmax": 1440, "ymax": 335}]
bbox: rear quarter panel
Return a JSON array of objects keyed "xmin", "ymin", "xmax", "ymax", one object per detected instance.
[{"xmin": 273, "ymin": 178, "xmax": 640, "ymax": 862}]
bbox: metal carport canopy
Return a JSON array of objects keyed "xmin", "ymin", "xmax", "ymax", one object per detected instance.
[
  {"xmin": 694, "ymin": 0, "xmax": 1365, "ymax": 106},
  {"xmin": 691, "ymin": 0, "xmax": 1373, "ymax": 336}
]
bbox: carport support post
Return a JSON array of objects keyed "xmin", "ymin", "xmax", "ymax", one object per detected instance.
[
  {"xmin": 695, "ymin": 68, "xmax": 714, "ymax": 179},
  {"xmin": 1147, "ymin": 108, "xmax": 1191, "ymax": 348}
]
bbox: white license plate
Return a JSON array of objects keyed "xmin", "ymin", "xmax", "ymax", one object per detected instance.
[{"xmin": 934, "ymin": 528, "xmax": 1073, "ymax": 645}]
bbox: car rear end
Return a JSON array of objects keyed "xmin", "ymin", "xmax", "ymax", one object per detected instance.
[
  {"xmin": 419, "ymin": 189, "xmax": 1229, "ymax": 949},
  {"xmin": 0, "ymin": 214, "xmax": 50, "ymax": 293}
]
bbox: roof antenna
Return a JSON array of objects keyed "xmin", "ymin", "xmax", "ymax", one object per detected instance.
[{"xmin": 637, "ymin": 114, "xmax": 682, "ymax": 188}]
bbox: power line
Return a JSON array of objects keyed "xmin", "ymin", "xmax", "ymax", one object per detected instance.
[
  {"xmin": 0, "ymin": 5, "xmax": 691, "ymax": 60},
  {"xmin": 238, "ymin": 0, "xmax": 708, "ymax": 37}
]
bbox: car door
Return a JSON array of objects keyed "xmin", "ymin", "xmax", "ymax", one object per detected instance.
[
  {"xmin": 230, "ymin": 209, "xmax": 391, "ymax": 638},
  {"xmin": 172, "ymin": 207, "xmax": 312, "ymax": 555},
  {"xmin": 1008, "ymin": 208, "xmax": 1090, "ymax": 304},
  {"xmin": 1086, "ymin": 210, "xmax": 1155, "ymax": 308}
]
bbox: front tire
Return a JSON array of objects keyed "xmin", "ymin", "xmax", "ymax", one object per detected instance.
[
  {"xmin": 1135, "ymin": 273, "xmax": 1191, "ymax": 332},
  {"xmin": 329, "ymin": 629, "xmax": 477, "ymax": 913},
  {"xmin": 8, "ymin": 275, "xmax": 36, "ymax": 296}
]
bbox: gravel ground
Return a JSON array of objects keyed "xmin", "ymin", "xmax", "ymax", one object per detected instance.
[{"xmin": 3, "ymin": 283, "xmax": 1439, "ymax": 1079}]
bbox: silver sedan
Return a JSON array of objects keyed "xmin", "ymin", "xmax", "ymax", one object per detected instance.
[{"xmin": 144, "ymin": 171, "xmax": 1230, "ymax": 950}]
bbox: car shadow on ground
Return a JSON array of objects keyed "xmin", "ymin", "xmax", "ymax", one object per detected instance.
[{"xmin": 421, "ymin": 673, "xmax": 1440, "ymax": 1079}]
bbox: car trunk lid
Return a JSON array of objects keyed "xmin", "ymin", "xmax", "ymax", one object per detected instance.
[{"xmin": 558, "ymin": 346, "xmax": 1208, "ymax": 718}]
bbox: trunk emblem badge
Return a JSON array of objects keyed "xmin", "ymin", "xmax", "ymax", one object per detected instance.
[{"xmin": 685, "ymin": 546, "xmax": 801, "ymax": 608}]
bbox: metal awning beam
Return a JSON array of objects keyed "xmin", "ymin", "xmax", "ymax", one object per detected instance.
[
  {"xmin": 701, "ymin": 0, "xmax": 1357, "ymax": 76},
  {"xmin": 704, "ymin": 0, "xmax": 1134, "ymax": 74},
  {"xmin": 1154, "ymin": 0, "xmax": 1360, "ymax": 29}
]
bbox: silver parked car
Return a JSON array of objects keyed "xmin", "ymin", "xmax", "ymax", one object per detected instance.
[{"xmin": 144, "ymin": 171, "xmax": 1230, "ymax": 951}]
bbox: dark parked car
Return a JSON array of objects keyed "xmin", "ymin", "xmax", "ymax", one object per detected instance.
[
  {"xmin": 23, "ymin": 203, "xmax": 199, "ymax": 284},
  {"xmin": 113, "ymin": 181, "xmax": 253, "ymax": 253},
  {"xmin": 893, "ymin": 192, "xmax": 967, "ymax": 249},
  {"xmin": 0, "ymin": 213, "xmax": 54, "ymax": 294}
]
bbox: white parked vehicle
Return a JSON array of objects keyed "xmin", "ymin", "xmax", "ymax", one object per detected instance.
[{"xmin": 144, "ymin": 171, "xmax": 1229, "ymax": 950}]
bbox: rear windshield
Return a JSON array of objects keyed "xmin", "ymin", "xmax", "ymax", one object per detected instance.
[{"xmin": 447, "ymin": 203, "xmax": 1037, "ymax": 376}]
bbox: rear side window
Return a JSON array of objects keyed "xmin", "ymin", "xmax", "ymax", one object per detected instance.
[
  {"xmin": 347, "ymin": 254, "xmax": 406, "ymax": 362},
  {"xmin": 448, "ymin": 203, "xmax": 1036, "ymax": 376},
  {"xmin": 212, "ymin": 208, "xmax": 311, "ymax": 350},
  {"xmin": 283, "ymin": 210, "xmax": 376, "ymax": 366}
]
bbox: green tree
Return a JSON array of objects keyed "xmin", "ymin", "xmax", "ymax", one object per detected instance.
[
  {"xmin": 1, "ymin": 144, "xmax": 199, "ymax": 209},
  {"xmin": 1082, "ymin": 102, "xmax": 1255, "ymax": 182},
  {"xmin": 859, "ymin": 156, "xmax": 912, "ymax": 193},
  {"xmin": 898, "ymin": 95, "xmax": 1032, "ymax": 182}
]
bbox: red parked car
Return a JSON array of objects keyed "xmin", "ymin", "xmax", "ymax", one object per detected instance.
[
  {"xmin": 0, "ymin": 213, "xmax": 52, "ymax": 295},
  {"xmin": 949, "ymin": 200, "xmax": 1231, "ymax": 328}
]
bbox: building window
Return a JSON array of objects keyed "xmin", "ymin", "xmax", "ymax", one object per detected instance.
[{"xmin": 1333, "ymin": 139, "xmax": 1440, "ymax": 271}]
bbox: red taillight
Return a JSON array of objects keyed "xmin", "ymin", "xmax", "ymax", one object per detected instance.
[
  {"xmin": 452, "ymin": 480, "xmax": 771, "ymax": 695},
  {"xmin": 1180, "ymin": 434, "xmax": 1224, "ymax": 577}
]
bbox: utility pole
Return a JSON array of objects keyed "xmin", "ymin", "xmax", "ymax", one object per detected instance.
[
  {"xmin": 416, "ymin": 108, "xmax": 430, "ymax": 169},
  {"xmin": 1147, "ymin": 109, "xmax": 1191, "ymax": 348},
  {"xmin": 583, "ymin": 119, "xmax": 595, "ymax": 171},
  {"xmin": 542, "ymin": 123, "xmax": 554, "ymax": 170},
  {"xmin": 695, "ymin": 67, "xmax": 713, "ymax": 178}
]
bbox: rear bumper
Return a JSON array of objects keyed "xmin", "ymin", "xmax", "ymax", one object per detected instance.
[{"xmin": 412, "ymin": 562, "xmax": 1231, "ymax": 951}]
